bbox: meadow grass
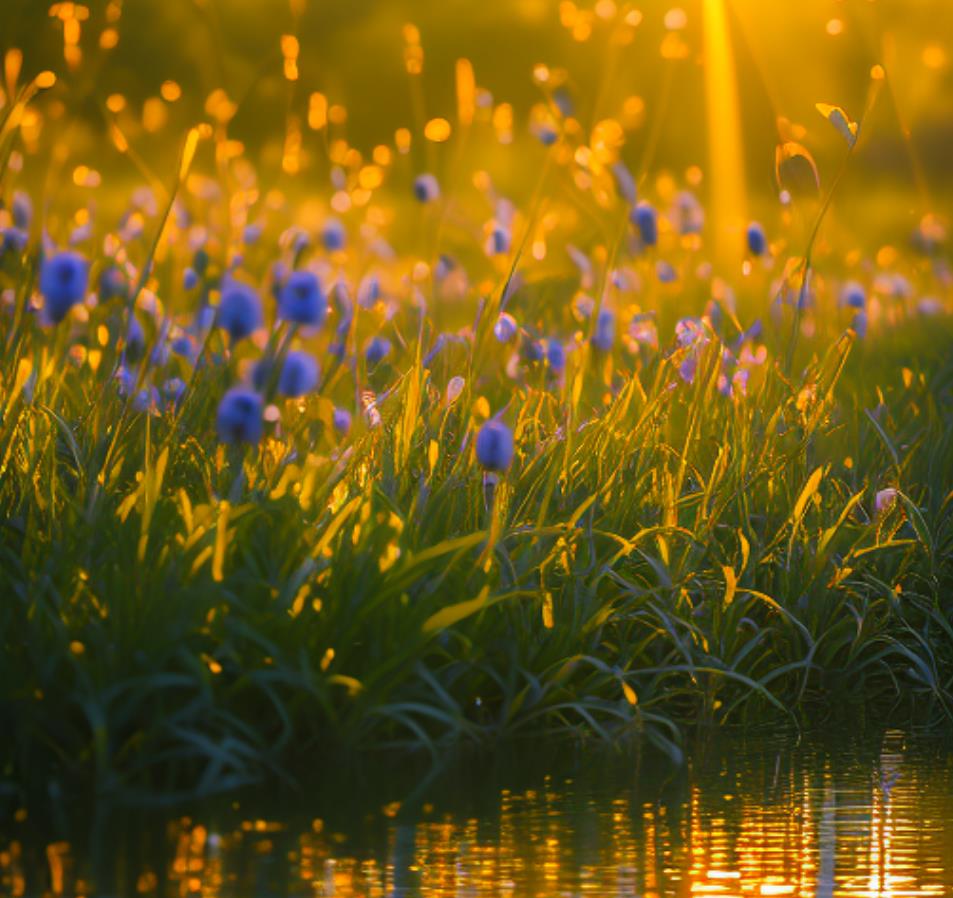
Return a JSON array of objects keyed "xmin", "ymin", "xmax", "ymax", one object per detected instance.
[
  {"xmin": 1, "ymin": 35, "xmax": 952, "ymax": 801},
  {"xmin": 2, "ymin": 275, "xmax": 951, "ymax": 798}
]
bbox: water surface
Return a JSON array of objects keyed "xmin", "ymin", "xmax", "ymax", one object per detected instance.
[{"xmin": 3, "ymin": 729, "xmax": 952, "ymax": 897}]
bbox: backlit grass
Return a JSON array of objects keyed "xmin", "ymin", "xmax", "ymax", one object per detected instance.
[{"xmin": 1, "ymin": 4, "xmax": 952, "ymax": 799}]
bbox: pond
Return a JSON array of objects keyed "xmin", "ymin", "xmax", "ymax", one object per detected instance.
[{"xmin": 2, "ymin": 729, "xmax": 952, "ymax": 897}]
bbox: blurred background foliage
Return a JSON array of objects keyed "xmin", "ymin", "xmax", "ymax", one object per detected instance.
[{"xmin": 3, "ymin": 0, "xmax": 951, "ymax": 230}]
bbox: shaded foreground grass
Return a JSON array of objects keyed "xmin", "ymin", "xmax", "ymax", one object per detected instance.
[{"xmin": 2, "ymin": 299, "xmax": 952, "ymax": 800}]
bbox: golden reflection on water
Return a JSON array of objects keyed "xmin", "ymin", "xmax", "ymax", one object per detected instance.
[{"xmin": 2, "ymin": 734, "xmax": 952, "ymax": 897}]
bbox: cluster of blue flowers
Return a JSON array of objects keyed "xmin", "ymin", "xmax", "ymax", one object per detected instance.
[{"xmin": 8, "ymin": 94, "xmax": 943, "ymax": 483}]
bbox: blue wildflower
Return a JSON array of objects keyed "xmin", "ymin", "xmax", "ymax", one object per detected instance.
[
  {"xmin": 194, "ymin": 305, "xmax": 216, "ymax": 334},
  {"xmin": 631, "ymin": 202, "xmax": 658, "ymax": 247},
  {"xmin": 270, "ymin": 261, "xmax": 288, "ymax": 298},
  {"xmin": 333, "ymin": 407, "xmax": 352, "ymax": 434},
  {"xmin": 332, "ymin": 281, "xmax": 353, "ymax": 320},
  {"xmin": 523, "ymin": 338, "xmax": 544, "ymax": 363},
  {"xmin": 611, "ymin": 162, "xmax": 637, "ymax": 204},
  {"xmin": 278, "ymin": 351, "xmax": 320, "ymax": 398},
  {"xmin": 852, "ymin": 310, "xmax": 868, "ymax": 338},
  {"xmin": 572, "ymin": 292, "xmax": 595, "ymax": 321},
  {"xmin": 592, "ymin": 309, "xmax": 615, "ymax": 352},
  {"xmin": 746, "ymin": 222, "xmax": 767, "ymax": 256},
  {"xmin": 365, "ymin": 336, "xmax": 391, "ymax": 366},
  {"xmin": 535, "ymin": 123, "xmax": 559, "ymax": 146},
  {"xmin": 673, "ymin": 190, "xmax": 704, "ymax": 234},
  {"xmin": 841, "ymin": 281, "xmax": 866, "ymax": 309},
  {"xmin": 150, "ymin": 339, "xmax": 170, "ymax": 369},
  {"xmin": 423, "ymin": 334, "xmax": 447, "ymax": 368},
  {"xmin": 796, "ymin": 272, "xmax": 814, "ymax": 309},
  {"xmin": 679, "ymin": 352, "xmax": 698, "ymax": 384},
  {"xmin": 358, "ymin": 273, "xmax": 380, "ymax": 308},
  {"xmin": 413, "ymin": 174, "xmax": 440, "ymax": 203},
  {"xmin": 742, "ymin": 318, "xmax": 763, "ymax": 343},
  {"xmin": 279, "ymin": 270, "xmax": 326, "ymax": 327},
  {"xmin": 115, "ymin": 366, "xmax": 135, "ymax": 398},
  {"xmin": 494, "ymin": 312, "xmax": 518, "ymax": 344},
  {"xmin": 125, "ymin": 315, "xmax": 146, "ymax": 364},
  {"xmin": 292, "ymin": 230, "xmax": 310, "ymax": 256},
  {"xmin": 1, "ymin": 227, "xmax": 28, "ymax": 256},
  {"xmin": 656, "ymin": 260, "xmax": 677, "ymax": 283},
  {"xmin": 39, "ymin": 250, "xmax": 89, "ymax": 323},
  {"xmin": 487, "ymin": 226, "xmax": 510, "ymax": 256},
  {"xmin": 435, "ymin": 254, "xmax": 456, "ymax": 280},
  {"xmin": 243, "ymin": 223, "xmax": 263, "ymax": 245},
  {"xmin": 547, "ymin": 339, "xmax": 566, "ymax": 374},
  {"xmin": 552, "ymin": 86, "xmax": 574, "ymax": 117},
  {"xmin": 675, "ymin": 317, "xmax": 703, "ymax": 347},
  {"xmin": 217, "ymin": 387, "xmax": 264, "ymax": 444},
  {"xmin": 322, "ymin": 218, "xmax": 346, "ymax": 251},
  {"xmin": 733, "ymin": 368, "xmax": 750, "ymax": 396},
  {"xmin": 12, "ymin": 191, "xmax": 32, "ymax": 229},
  {"xmin": 99, "ymin": 266, "xmax": 126, "ymax": 301},
  {"xmin": 218, "ymin": 282, "xmax": 262, "ymax": 341},
  {"xmin": 133, "ymin": 386, "xmax": 160, "ymax": 414},
  {"xmin": 163, "ymin": 377, "xmax": 187, "ymax": 408},
  {"xmin": 705, "ymin": 299, "xmax": 724, "ymax": 334},
  {"xmin": 476, "ymin": 419, "xmax": 514, "ymax": 472},
  {"xmin": 330, "ymin": 313, "xmax": 352, "ymax": 357},
  {"xmin": 184, "ymin": 267, "xmax": 199, "ymax": 291},
  {"xmin": 250, "ymin": 357, "xmax": 275, "ymax": 391}
]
